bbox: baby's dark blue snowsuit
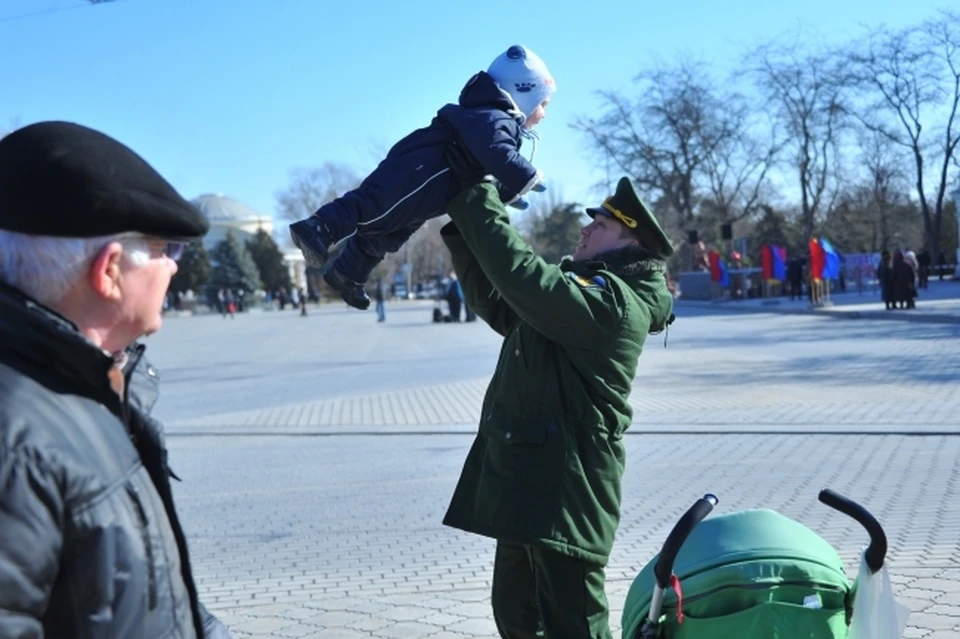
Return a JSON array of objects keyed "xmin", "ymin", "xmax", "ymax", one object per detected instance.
[{"xmin": 309, "ymin": 71, "xmax": 542, "ymax": 284}]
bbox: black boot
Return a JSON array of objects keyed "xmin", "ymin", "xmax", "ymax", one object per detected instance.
[
  {"xmin": 323, "ymin": 269, "xmax": 370, "ymax": 310},
  {"xmin": 289, "ymin": 217, "xmax": 333, "ymax": 268}
]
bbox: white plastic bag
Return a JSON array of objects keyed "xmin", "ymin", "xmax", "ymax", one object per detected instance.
[{"xmin": 848, "ymin": 551, "xmax": 911, "ymax": 639}]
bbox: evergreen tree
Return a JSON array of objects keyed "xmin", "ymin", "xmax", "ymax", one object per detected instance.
[
  {"xmin": 209, "ymin": 231, "xmax": 261, "ymax": 293},
  {"xmin": 246, "ymin": 228, "xmax": 291, "ymax": 292},
  {"xmin": 750, "ymin": 205, "xmax": 798, "ymax": 262},
  {"xmin": 169, "ymin": 241, "xmax": 211, "ymax": 294},
  {"xmin": 524, "ymin": 203, "xmax": 583, "ymax": 264}
]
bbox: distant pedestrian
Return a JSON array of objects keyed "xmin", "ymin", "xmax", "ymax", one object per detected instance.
[
  {"xmin": 374, "ymin": 280, "xmax": 386, "ymax": 322},
  {"xmin": 917, "ymin": 248, "xmax": 930, "ymax": 289},
  {"xmin": 877, "ymin": 250, "xmax": 893, "ymax": 310}
]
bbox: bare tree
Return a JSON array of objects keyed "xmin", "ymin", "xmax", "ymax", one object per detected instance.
[
  {"xmin": 748, "ymin": 42, "xmax": 846, "ymax": 239},
  {"xmin": 573, "ymin": 62, "xmax": 726, "ymax": 232},
  {"xmin": 273, "ymin": 162, "xmax": 359, "ymax": 225},
  {"xmin": 845, "ymin": 10, "xmax": 960, "ymax": 255},
  {"xmin": 574, "ymin": 59, "xmax": 782, "ymax": 249},
  {"xmin": 857, "ymin": 128, "xmax": 910, "ymax": 251},
  {"xmin": 516, "ymin": 188, "xmax": 584, "ymax": 263},
  {"xmin": 701, "ymin": 94, "xmax": 782, "ymax": 223},
  {"xmin": 380, "ymin": 218, "xmax": 452, "ymax": 285}
]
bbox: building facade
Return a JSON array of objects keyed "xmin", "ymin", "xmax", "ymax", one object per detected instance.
[{"xmin": 191, "ymin": 193, "xmax": 306, "ymax": 290}]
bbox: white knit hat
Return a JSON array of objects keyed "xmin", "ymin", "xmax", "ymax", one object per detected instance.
[{"xmin": 487, "ymin": 45, "xmax": 556, "ymax": 120}]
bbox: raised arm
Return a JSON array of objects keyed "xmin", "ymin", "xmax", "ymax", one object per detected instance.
[
  {"xmin": 444, "ymin": 184, "xmax": 623, "ymax": 350},
  {"xmin": 441, "ymin": 222, "xmax": 518, "ymax": 336}
]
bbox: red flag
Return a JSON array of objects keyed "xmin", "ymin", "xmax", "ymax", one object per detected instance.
[
  {"xmin": 709, "ymin": 251, "xmax": 721, "ymax": 282},
  {"xmin": 809, "ymin": 238, "xmax": 825, "ymax": 279},
  {"xmin": 761, "ymin": 245, "xmax": 773, "ymax": 279},
  {"xmin": 709, "ymin": 251, "xmax": 729, "ymax": 286}
]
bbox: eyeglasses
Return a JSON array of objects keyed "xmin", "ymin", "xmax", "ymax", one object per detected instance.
[
  {"xmin": 145, "ymin": 240, "xmax": 185, "ymax": 261},
  {"xmin": 118, "ymin": 237, "xmax": 189, "ymax": 263},
  {"xmin": 165, "ymin": 242, "xmax": 186, "ymax": 261}
]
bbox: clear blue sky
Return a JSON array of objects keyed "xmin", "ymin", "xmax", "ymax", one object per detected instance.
[{"xmin": 0, "ymin": 0, "xmax": 950, "ymax": 230}]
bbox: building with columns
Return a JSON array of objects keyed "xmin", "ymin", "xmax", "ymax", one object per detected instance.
[{"xmin": 190, "ymin": 193, "xmax": 306, "ymax": 290}]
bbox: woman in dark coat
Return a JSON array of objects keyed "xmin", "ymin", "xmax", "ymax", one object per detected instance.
[{"xmin": 892, "ymin": 250, "xmax": 917, "ymax": 309}]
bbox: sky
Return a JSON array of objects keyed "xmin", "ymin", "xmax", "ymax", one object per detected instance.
[{"xmin": 0, "ymin": 0, "xmax": 952, "ymax": 237}]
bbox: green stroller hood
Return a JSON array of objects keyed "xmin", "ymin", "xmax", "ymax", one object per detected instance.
[{"xmin": 622, "ymin": 509, "xmax": 852, "ymax": 639}]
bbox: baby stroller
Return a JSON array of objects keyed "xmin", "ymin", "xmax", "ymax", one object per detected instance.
[{"xmin": 621, "ymin": 490, "xmax": 908, "ymax": 638}]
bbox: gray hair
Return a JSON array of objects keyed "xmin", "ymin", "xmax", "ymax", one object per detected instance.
[{"xmin": 0, "ymin": 230, "xmax": 151, "ymax": 306}]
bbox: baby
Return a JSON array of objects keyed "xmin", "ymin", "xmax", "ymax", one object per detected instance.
[{"xmin": 289, "ymin": 44, "xmax": 555, "ymax": 309}]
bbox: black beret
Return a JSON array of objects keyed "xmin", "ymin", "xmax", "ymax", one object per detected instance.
[
  {"xmin": 0, "ymin": 121, "xmax": 209, "ymax": 239},
  {"xmin": 587, "ymin": 177, "xmax": 675, "ymax": 258}
]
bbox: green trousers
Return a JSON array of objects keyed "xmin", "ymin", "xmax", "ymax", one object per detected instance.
[{"xmin": 491, "ymin": 540, "xmax": 612, "ymax": 639}]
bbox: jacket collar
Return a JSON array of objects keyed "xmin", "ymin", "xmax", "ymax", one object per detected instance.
[
  {"xmin": 560, "ymin": 244, "xmax": 667, "ymax": 277},
  {"xmin": 0, "ymin": 282, "xmax": 144, "ymax": 405},
  {"xmin": 563, "ymin": 246, "xmax": 676, "ymax": 336}
]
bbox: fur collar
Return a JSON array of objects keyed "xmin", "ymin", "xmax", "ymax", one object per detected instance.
[{"xmin": 560, "ymin": 244, "xmax": 667, "ymax": 277}]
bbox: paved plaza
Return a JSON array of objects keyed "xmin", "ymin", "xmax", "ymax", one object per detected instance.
[{"xmin": 147, "ymin": 296, "xmax": 960, "ymax": 638}]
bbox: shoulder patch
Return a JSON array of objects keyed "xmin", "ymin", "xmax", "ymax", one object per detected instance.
[{"xmin": 566, "ymin": 272, "xmax": 607, "ymax": 289}]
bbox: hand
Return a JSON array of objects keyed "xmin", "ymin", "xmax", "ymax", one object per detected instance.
[{"xmin": 531, "ymin": 182, "xmax": 547, "ymax": 193}]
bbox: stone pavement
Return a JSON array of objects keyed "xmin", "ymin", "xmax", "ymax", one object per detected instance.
[
  {"xmin": 171, "ymin": 434, "xmax": 959, "ymax": 639},
  {"xmin": 151, "ymin": 304, "xmax": 960, "ymax": 638},
  {"xmin": 163, "ymin": 302, "xmax": 960, "ymax": 435}
]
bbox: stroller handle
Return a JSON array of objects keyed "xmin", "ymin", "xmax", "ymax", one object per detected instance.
[
  {"xmin": 818, "ymin": 489, "xmax": 887, "ymax": 573},
  {"xmin": 653, "ymin": 494, "xmax": 719, "ymax": 589}
]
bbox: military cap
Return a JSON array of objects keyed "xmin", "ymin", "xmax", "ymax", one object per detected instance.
[
  {"xmin": 586, "ymin": 177, "xmax": 674, "ymax": 258},
  {"xmin": 0, "ymin": 121, "xmax": 208, "ymax": 239}
]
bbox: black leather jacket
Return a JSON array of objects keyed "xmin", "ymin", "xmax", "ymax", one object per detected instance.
[{"xmin": 0, "ymin": 283, "xmax": 229, "ymax": 638}]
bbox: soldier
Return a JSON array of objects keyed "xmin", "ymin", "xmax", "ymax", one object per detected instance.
[{"xmin": 439, "ymin": 171, "xmax": 675, "ymax": 638}]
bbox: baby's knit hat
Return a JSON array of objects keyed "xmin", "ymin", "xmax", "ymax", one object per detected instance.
[{"xmin": 487, "ymin": 45, "xmax": 555, "ymax": 120}]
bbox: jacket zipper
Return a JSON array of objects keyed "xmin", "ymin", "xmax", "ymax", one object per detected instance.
[{"xmin": 126, "ymin": 483, "xmax": 158, "ymax": 610}]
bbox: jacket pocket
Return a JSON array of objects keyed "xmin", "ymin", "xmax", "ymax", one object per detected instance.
[
  {"xmin": 482, "ymin": 415, "xmax": 550, "ymax": 445},
  {"xmin": 476, "ymin": 412, "xmax": 566, "ymax": 537},
  {"xmin": 125, "ymin": 482, "xmax": 158, "ymax": 610}
]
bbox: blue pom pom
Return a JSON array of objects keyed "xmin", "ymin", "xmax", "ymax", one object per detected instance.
[{"xmin": 506, "ymin": 45, "xmax": 526, "ymax": 60}]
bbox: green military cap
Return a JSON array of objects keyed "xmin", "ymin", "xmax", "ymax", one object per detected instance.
[{"xmin": 586, "ymin": 177, "xmax": 674, "ymax": 258}]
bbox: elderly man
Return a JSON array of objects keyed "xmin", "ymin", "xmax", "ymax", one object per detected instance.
[
  {"xmin": 0, "ymin": 122, "xmax": 230, "ymax": 638},
  {"xmin": 439, "ymin": 174, "xmax": 675, "ymax": 638}
]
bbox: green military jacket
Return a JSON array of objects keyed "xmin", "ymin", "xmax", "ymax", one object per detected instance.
[{"xmin": 440, "ymin": 183, "xmax": 675, "ymax": 565}]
